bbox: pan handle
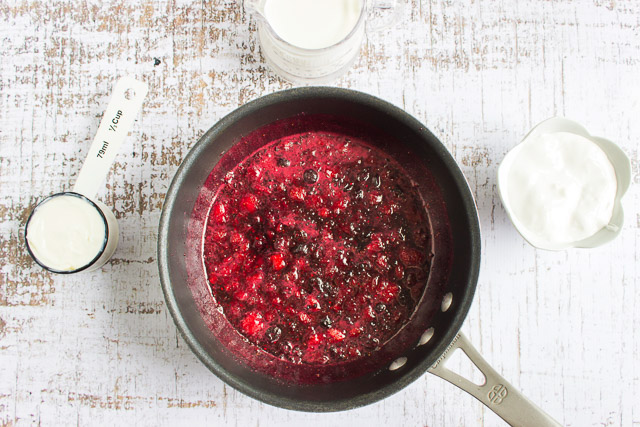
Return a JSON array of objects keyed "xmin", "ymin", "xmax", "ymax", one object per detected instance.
[{"xmin": 427, "ymin": 333, "xmax": 562, "ymax": 427}]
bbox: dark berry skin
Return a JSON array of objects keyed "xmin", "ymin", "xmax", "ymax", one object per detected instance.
[
  {"xmin": 303, "ymin": 169, "xmax": 319, "ymax": 184},
  {"xmin": 203, "ymin": 132, "xmax": 432, "ymax": 365},
  {"xmin": 277, "ymin": 157, "xmax": 290, "ymax": 167}
]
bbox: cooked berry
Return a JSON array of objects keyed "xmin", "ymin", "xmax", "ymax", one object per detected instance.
[
  {"xmin": 202, "ymin": 131, "xmax": 432, "ymax": 365},
  {"xmin": 310, "ymin": 276, "xmax": 323, "ymax": 290},
  {"xmin": 299, "ymin": 312, "xmax": 311, "ymax": 324},
  {"xmin": 265, "ymin": 325, "xmax": 282, "ymax": 342},
  {"xmin": 241, "ymin": 312, "xmax": 265, "ymax": 336},
  {"xmin": 240, "ymin": 194, "xmax": 259, "ymax": 212},
  {"xmin": 320, "ymin": 316, "xmax": 332, "ymax": 328},
  {"xmin": 289, "ymin": 186, "xmax": 306, "ymax": 201},
  {"xmin": 357, "ymin": 170, "xmax": 370, "ymax": 182},
  {"xmin": 399, "ymin": 247, "xmax": 423, "ymax": 267},
  {"xmin": 318, "ymin": 280, "xmax": 337, "ymax": 297},
  {"xmin": 291, "ymin": 243, "xmax": 309, "ymax": 255},
  {"xmin": 327, "ymin": 328, "xmax": 346, "ymax": 341},
  {"xmin": 292, "ymin": 229, "xmax": 308, "ymax": 241},
  {"xmin": 368, "ymin": 192, "xmax": 383, "ymax": 204},
  {"xmin": 211, "ymin": 202, "xmax": 228, "ymax": 223},
  {"xmin": 270, "ymin": 253, "xmax": 286, "ymax": 271},
  {"xmin": 305, "ymin": 295, "xmax": 321, "ymax": 310},
  {"xmin": 398, "ymin": 288, "xmax": 412, "ymax": 307},
  {"xmin": 277, "ymin": 157, "xmax": 290, "ymax": 167},
  {"xmin": 371, "ymin": 174, "xmax": 381, "ymax": 188},
  {"xmin": 303, "ymin": 169, "xmax": 319, "ymax": 184}
]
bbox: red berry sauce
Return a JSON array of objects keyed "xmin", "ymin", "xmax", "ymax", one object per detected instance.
[{"xmin": 202, "ymin": 131, "xmax": 432, "ymax": 365}]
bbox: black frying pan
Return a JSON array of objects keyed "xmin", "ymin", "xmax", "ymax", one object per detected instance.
[{"xmin": 157, "ymin": 87, "xmax": 560, "ymax": 425}]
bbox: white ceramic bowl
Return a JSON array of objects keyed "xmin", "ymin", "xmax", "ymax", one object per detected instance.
[{"xmin": 497, "ymin": 117, "xmax": 631, "ymax": 250}]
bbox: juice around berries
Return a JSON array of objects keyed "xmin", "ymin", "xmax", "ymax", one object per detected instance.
[{"xmin": 202, "ymin": 130, "xmax": 433, "ymax": 365}]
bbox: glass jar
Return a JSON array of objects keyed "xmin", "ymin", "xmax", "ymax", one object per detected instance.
[{"xmin": 244, "ymin": 0, "xmax": 401, "ymax": 84}]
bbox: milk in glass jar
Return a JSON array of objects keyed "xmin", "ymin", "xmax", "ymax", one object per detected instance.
[{"xmin": 245, "ymin": 0, "xmax": 400, "ymax": 83}]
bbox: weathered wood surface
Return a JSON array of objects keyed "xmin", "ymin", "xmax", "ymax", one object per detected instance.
[{"xmin": 1, "ymin": 1, "xmax": 639, "ymax": 425}]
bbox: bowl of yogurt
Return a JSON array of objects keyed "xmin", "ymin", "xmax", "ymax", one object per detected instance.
[{"xmin": 498, "ymin": 117, "xmax": 631, "ymax": 250}]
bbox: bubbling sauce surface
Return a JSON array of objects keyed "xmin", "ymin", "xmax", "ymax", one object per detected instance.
[{"xmin": 202, "ymin": 131, "xmax": 432, "ymax": 365}]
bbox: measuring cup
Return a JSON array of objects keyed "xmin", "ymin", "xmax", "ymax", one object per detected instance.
[
  {"xmin": 25, "ymin": 76, "xmax": 148, "ymax": 274},
  {"xmin": 244, "ymin": 0, "xmax": 403, "ymax": 83}
]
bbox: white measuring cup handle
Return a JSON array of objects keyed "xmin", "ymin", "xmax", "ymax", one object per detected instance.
[
  {"xmin": 428, "ymin": 333, "xmax": 562, "ymax": 427},
  {"xmin": 73, "ymin": 76, "xmax": 148, "ymax": 198}
]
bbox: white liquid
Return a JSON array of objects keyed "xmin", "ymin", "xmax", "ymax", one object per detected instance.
[
  {"xmin": 264, "ymin": 0, "xmax": 363, "ymax": 49},
  {"xmin": 27, "ymin": 195, "xmax": 106, "ymax": 271},
  {"xmin": 505, "ymin": 132, "xmax": 617, "ymax": 246}
]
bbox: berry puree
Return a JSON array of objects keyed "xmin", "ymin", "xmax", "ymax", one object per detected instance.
[{"xmin": 202, "ymin": 131, "xmax": 433, "ymax": 365}]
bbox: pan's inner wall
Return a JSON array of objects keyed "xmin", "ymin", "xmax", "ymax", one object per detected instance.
[{"xmin": 162, "ymin": 91, "xmax": 479, "ymax": 411}]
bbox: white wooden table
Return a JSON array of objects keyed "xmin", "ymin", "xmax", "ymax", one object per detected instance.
[{"xmin": 1, "ymin": 1, "xmax": 639, "ymax": 425}]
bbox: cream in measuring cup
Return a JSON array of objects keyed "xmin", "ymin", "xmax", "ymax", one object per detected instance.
[
  {"xmin": 498, "ymin": 117, "xmax": 631, "ymax": 250},
  {"xmin": 25, "ymin": 76, "xmax": 148, "ymax": 273},
  {"xmin": 25, "ymin": 193, "xmax": 117, "ymax": 273}
]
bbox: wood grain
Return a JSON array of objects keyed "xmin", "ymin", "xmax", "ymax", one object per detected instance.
[{"xmin": 1, "ymin": 0, "xmax": 639, "ymax": 425}]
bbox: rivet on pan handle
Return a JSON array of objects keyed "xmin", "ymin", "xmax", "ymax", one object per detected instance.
[{"xmin": 428, "ymin": 333, "xmax": 562, "ymax": 427}]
